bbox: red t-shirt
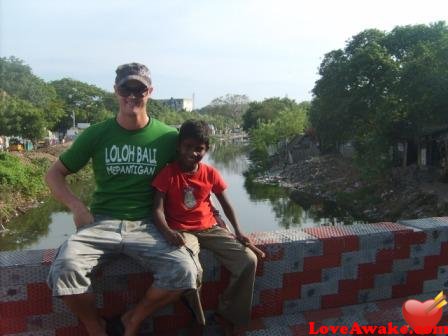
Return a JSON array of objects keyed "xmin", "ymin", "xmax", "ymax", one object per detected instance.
[{"xmin": 152, "ymin": 161, "xmax": 227, "ymax": 231}]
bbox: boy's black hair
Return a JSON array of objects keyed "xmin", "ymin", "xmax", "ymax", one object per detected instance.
[{"xmin": 178, "ymin": 119, "xmax": 211, "ymax": 149}]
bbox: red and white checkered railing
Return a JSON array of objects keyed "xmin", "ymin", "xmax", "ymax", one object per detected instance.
[{"xmin": 2, "ymin": 218, "xmax": 448, "ymax": 335}]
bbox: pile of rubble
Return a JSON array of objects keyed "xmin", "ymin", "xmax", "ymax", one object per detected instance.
[{"xmin": 256, "ymin": 155, "xmax": 448, "ymax": 222}]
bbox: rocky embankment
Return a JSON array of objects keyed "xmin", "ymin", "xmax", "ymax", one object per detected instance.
[{"xmin": 256, "ymin": 155, "xmax": 448, "ymax": 222}]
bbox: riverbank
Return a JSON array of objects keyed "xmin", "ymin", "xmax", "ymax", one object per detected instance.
[
  {"xmin": 256, "ymin": 154, "xmax": 448, "ymax": 223},
  {"xmin": 0, "ymin": 142, "xmax": 91, "ymax": 227}
]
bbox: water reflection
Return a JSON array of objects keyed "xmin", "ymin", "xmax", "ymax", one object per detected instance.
[
  {"xmin": 306, "ymin": 201, "xmax": 364, "ymax": 226},
  {"xmin": 209, "ymin": 142, "xmax": 364, "ymax": 229},
  {"xmin": 1, "ymin": 142, "xmax": 363, "ymax": 251},
  {"xmin": 243, "ymin": 179, "xmax": 305, "ymax": 229},
  {"xmin": 0, "ymin": 182, "xmax": 94, "ymax": 251},
  {"xmin": 0, "ymin": 202, "xmax": 54, "ymax": 250},
  {"xmin": 208, "ymin": 142, "xmax": 248, "ymax": 174}
]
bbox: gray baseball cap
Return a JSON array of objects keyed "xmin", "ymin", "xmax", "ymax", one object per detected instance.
[{"xmin": 115, "ymin": 62, "xmax": 152, "ymax": 87}]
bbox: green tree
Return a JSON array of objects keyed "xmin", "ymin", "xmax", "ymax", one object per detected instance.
[
  {"xmin": 50, "ymin": 78, "xmax": 115, "ymax": 131},
  {"xmin": 389, "ymin": 22, "xmax": 448, "ymax": 133},
  {"xmin": 242, "ymin": 97, "xmax": 299, "ymax": 131},
  {"xmin": 249, "ymin": 103, "xmax": 309, "ymax": 165},
  {"xmin": 310, "ymin": 29, "xmax": 399, "ymax": 150},
  {"xmin": 0, "ymin": 95, "xmax": 46, "ymax": 143},
  {"xmin": 193, "ymin": 94, "xmax": 250, "ymax": 133},
  {"xmin": 310, "ymin": 22, "xmax": 448, "ymax": 176},
  {"xmin": 0, "ymin": 56, "xmax": 55, "ymax": 107},
  {"xmin": 0, "ymin": 56, "xmax": 65, "ymax": 129},
  {"xmin": 199, "ymin": 94, "xmax": 250, "ymax": 122}
]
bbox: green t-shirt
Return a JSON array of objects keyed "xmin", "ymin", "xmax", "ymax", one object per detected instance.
[{"xmin": 60, "ymin": 117, "xmax": 178, "ymax": 220}]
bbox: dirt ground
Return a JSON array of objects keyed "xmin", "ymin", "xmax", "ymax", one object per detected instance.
[
  {"xmin": 419, "ymin": 182, "xmax": 448, "ymax": 205},
  {"xmin": 8, "ymin": 142, "xmax": 72, "ymax": 163}
]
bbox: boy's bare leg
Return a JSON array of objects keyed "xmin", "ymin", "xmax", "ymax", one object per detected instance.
[
  {"xmin": 122, "ymin": 286, "xmax": 183, "ymax": 336},
  {"xmin": 63, "ymin": 293, "xmax": 107, "ymax": 336}
]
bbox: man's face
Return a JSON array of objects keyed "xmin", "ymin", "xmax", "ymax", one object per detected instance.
[{"xmin": 115, "ymin": 80, "xmax": 153, "ymax": 117}]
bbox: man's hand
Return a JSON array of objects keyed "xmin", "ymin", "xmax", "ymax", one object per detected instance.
[
  {"xmin": 71, "ymin": 203, "xmax": 94, "ymax": 230},
  {"xmin": 45, "ymin": 160, "xmax": 93, "ymax": 230},
  {"xmin": 164, "ymin": 229, "xmax": 186, "ymax": 246}
]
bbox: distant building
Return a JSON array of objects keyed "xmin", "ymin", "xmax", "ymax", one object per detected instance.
[
  {"xmin": 77, "ymin": 123, "xmax": 91, "ymax": 129},
  {"xmin": 157, "ymin": 98, "xmax": 193, "ymax": 112},
  {"xmin": 66, "ymin": 128, "xmax": 79, "ymax": 140}
]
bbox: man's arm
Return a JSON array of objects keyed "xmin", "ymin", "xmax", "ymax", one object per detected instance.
[
  {"xmin": 153, "ymin": 190, "xmax": 185, "ymax": 246},
  {"xmin": 45, "ymin": 160, "xmax": 93, "ymax": 229}
]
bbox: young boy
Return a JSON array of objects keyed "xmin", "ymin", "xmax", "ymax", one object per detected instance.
[{"xmin": 152, "ymin": 119, "xmax": 259, "ymax": 333}]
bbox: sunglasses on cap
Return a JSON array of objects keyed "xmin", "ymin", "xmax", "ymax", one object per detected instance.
[{"xmin": 117, "ymin": 84, "xmax": 150, "ymax": 98}]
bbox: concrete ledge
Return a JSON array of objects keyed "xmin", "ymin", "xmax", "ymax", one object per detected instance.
[{"xmin": 1, "ymin": 218, "xmax": 448, "ymax": 335}]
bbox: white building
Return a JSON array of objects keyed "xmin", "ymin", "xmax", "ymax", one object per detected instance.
[{"xmin": 157, "ymin": 98, "xmax": 193, "ymax": 112}]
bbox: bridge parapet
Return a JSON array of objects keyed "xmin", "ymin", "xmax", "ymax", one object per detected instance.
[{"xmin": 1, "ymin": 218, "xmax": 448, "ymax": 335}]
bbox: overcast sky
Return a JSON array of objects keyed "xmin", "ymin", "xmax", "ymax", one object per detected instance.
[{"xmin": 1, "ymin": 0, "xmax": 447, "ymax": 108}]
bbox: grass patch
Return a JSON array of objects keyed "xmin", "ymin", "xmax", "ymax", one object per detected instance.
[
  {"xmin": 0, "ymin": 150, "xmax": 93, "ymax": 225},
  {"xmin": 0, "ymin": 152, "xmax": 49, "ymax": 197}
]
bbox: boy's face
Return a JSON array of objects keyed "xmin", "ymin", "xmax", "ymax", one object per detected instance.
[{"xmin": 178, "ymin": 138, "xmax": 208, "ymax": 171}]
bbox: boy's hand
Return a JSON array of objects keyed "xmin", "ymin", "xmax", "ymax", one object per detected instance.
[
  {"xmin": 164, "ymin": 229, "xmax": 185, "ymax": 246},
  {"xmin": 235, "ymin": 232, "xmax": 251, "ymax": 245},
  {"xmin": 214, "ymin": 214, "xmax": 227, "ymax": 229},
  {"xmin": 236, "ymin": 232, "xmax": 266, "ymax": 259}
]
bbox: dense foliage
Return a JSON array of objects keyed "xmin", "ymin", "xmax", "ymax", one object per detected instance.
[
  {"xmin": 0, "ymin": 57, "xmax": 65, "ymax": 137},
  {"xmin": 244, "ymin": 98, "xmax": 310, "ymax": 166},
  {"xmin": 0, "ymin": 57, "xmax": 117, "ymax": 140},
  {"xmin": 198, "ymin": 94, "xmax": 250, "ymax": 131},
  {"xmin": 50, "ymin": 78, "xmax": 117, "ymax": 131},
  {"xmin": 0, "ymin": 57, "xmax": 240, "ymax": 141},
  {"xmin": 242, "ymin": 97, "xmax": 303, "ymax": 131},
  {"xmin": 0, "ymin": 95, "xmax": 47, "ymax": 143},
  {"xmin": 309, "ymin": 22, "xmax": 448, "ymax": 176}
]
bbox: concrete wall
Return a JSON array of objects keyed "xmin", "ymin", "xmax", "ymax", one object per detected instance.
[{"xmin": 1, "ymin": 218, "xmax": 448, "ymax": 335}]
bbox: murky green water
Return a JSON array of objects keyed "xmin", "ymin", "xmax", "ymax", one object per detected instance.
[{"xmin": 0, "ymin": 143, "xmax": 360, "ymax": 251}]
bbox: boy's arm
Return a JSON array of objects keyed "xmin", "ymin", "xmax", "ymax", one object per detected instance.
[
  {"xmin": 215, "ymin": 191, "xmax": 265, "ymax": 259},
  {"xmin": 214, "ymin": 191, "xmax": 250, "ymax": 244},
  {"xmin": 153, "ymin": 190, "xmax": 185, "ymax": 246}
]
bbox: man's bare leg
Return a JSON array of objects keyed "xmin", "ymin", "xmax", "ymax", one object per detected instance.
[
  {"xmin": 63, "ymin": 293, "xmax": 107, "ymax": 336},
  {"xmin": 122, "ymin": 287, "xmax": 183, "ymax": 336}
]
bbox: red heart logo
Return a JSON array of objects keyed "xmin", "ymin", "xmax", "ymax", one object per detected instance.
[{"xmin": 402, "ymin": 299, "xmax": 442, "ymax": 334}]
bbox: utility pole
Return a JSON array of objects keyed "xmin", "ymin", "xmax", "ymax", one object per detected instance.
[{"xmin": 72, "ymin": 111, "xmax": 76, "ymax": 129}]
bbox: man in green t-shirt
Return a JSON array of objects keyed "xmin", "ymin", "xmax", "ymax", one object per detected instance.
[{"xmin": 45, "ymin": 63, "xmax": 199, "ymax": 336}]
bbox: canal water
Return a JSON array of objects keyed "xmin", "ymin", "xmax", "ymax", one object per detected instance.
[{"xmin": 0, "ymin": 143, "xmax": 358, "ymax": 251}]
